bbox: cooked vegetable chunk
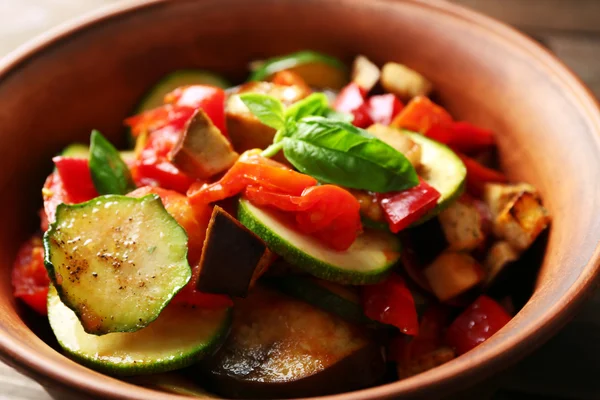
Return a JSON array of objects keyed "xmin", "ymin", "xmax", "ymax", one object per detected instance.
[
  {"xmin": 381, "ymin": 62, "xmax": 432, "ymax": 100},
  {"xmin": 397, "ymin": 347, "xmax": 455, "ymax": 379},
  {"xmin": 44, "ymin": 195, "xmax": 191, "ymax": 334},
  {"xmin": 169, "ymin": 109, "xmax": 238, "ymax": 179},
  {"xmin": 367, "ymin": 124, "xmax": 422, "ymax": 168},
  {"xmin": 226, "ymin": 82, "xmax": 308, "ymax": 155},
  {"xmin": 48, "ymin": 286, "xmax": 231, "ymax": 376},
  {"xmin": 352, "ymin": 55, "xmax": 380, "ymax": 92},
  {"xmin": 484, "ymin": 241, "xmax": 520, "ymax": 286},
  {"xmin": 197, "ymin": 206, "xmax": 273, "ymax": 297},
  {"xmin": 438, "ymin": 197, "xmax": 488, "ymax": 251},
  {"xmin": 202, "ymin": 286, "xmax": 385, "ymax": 398},
  {"xmin": 423, "ymin": 252, "xmax": 484, "ymax": 302},
  {"xmin": 483, "ymin": 183, "xmax": 550, "ymax": 251}
]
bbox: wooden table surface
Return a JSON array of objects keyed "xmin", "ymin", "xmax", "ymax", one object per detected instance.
[{"xmin": 1, "ymin": 1, "xmax": 599, "ymax": 399}]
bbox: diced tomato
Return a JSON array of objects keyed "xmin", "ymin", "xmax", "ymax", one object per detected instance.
[
  {"xmin": 42, "ymin": 172, "xmax": 69, "ymax": 228},
  {"xmin": 334, "ymin": 83, "xmax": 373, "ymax": 128},
  {"xmin": 361, "ymin": 274, "xmax": 419, "ymax": 335},
  {"xmin": 377, "ymin": 178, "xmax": 441, "ymax": 233},
  {"xmin": 188, "ymin": 151, "xmax": 317, "ymax": 207},
  {"xmin": 448, "ymin": 122, "xmax": 495, "ymax": 154},
  {"xmin": 128, "ymin": 186, "xmax": 211, "ymax": 265},
  {"xmin": 367, "ymin": 94, "xmax": 404, "ymax": 126},
  {"xmin": 11, "ymin": 236, "xmax": 50, "ymax": 315},
  {"xmin": 244, "ymin": 185, "xmax": 362, "ymax": 251},
  {"xmin": 52, "ymin": 157, "xmax": 99, "ymax": 203},
  {"xmin": 445, "ymin": 295, "xmax": 511, "ymax": 355},
  {"xmin": 164, "ymin": 85, "xmax": 228, "ymax": 136},
  {"xmin": 392, "ymin": 96, "xmax": 453, "ymax": 136},
  {"xmin": 125, "ymin": 105, "xmax": 195, "ymax": 138},
  {"xmin": 456, "ymin": 152, "xmax": 507, "ymax": 196}
]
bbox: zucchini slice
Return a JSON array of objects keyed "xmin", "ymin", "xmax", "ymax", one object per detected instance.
[
  {"xmin": 238, "ymin": 199, "xmax": 401, "ymax": 284},
  {"xmin": 249, "ymin": 50, "xmax": 348, "ymax": 89},
  {"xmin": 44, "ymin": 195, "xmax": 191, "ymax": 334},
  {"xmin": 405, "ymin": 131, "xmax": 466, "ymax": 221},
  {"xmin": 136, "ymin": 70, "xmax": 231, "ymax": 112},
  {"xmin": 270, "ymin": 276, "xmax": 371, "ymax": 324},
  {"xmin": 202, "ymin": 285, "xmax": 385, "ymax": 398},
  {"xmin": 48, "ymin": 286, "xmax": 231, "ymax": 376}
]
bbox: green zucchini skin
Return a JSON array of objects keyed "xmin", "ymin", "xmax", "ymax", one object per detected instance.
[
  {"xmin": 48, "ymin": 286, "xmax": 231, "ymax": 376},
  {"xmin": 238, "ymin": 199, "xmax": 401, "ymax": 285},
  {"xmin": 44, "ymin": 194, "xmax": 191, "ymax": 334}
]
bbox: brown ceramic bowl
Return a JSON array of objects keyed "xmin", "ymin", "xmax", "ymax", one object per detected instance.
[{"xmin": 1, "ymin": 0, "xmax": 599, "ymax": 399}]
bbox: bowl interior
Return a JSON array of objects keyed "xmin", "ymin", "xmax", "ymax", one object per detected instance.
[{"xmin": 0, "ymin": 0, "xmax": 599, "ymax": 399}]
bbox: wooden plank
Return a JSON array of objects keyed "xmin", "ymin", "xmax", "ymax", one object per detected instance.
[{"xmin": 452, "ymin": 0, "xmax": 600, "ymax": 33}]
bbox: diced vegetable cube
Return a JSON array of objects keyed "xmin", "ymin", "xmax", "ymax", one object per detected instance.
[
  {"xmin": 423, "ymin": 252, "xmax": 484, "ymax": 302},
  {"xmin": 397, "ymin": 346, "xmax": 455, "ymax": 379},
  {"xmin": 381, "ymin": 62, "xmax": 432, "ymax": 100},
  {"xmin": 351, "ymin": 55, "xmax": 381, "ymax": 92},
  {"xmin": 482, "ymin": 182, "xmax": 535, "ymax": 217},
  {"xmin": 438, "ymin": 197, "xmax": 487, "ymax": 251},
  {"xmin": 484, "ymin": 241, "xmax": 520, "ymax": 286},
  {"xmin": 367, "ymin": 124, "xmax": 421, "ymax": 167}
]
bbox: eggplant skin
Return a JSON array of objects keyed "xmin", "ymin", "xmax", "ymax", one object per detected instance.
[
  {"xmin": 205, "ymin": 342, "xmax": 385, "ymax": 399},
  {"xmin": 200, "ymin": 286, "xmax": 385, "ymax": 399}
]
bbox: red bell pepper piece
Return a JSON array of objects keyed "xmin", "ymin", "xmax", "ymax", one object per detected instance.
[
  {"xmin": 11, "ymin": 236, "xmax": 50, "ymax": 315},
  {"xmin": 361, "ymin": 274, "xmax": 419, "ymax": 335},
  {"xmin": 445, "ymin": 295, "xmax": 511, "ymax": 355},
  {"xmin": 125, "ymin": 105, "xmax": 195, "ymax": 138},
  {"xmin": 367, "ymin": 94, "xmax": 404, "ymax": 126},
  {"xmin": 456, "ymin": 152, "xmax": 507, "ymax": 196},
  {"xmin": 244, "ymin": 185, "xmax": 362, "ymax": 251},
  {"xmin": 42, "ymin": 172, "xmax": 70, "ymax": 228},
  {"xmin": 188, "ymin": 151, "xmax": 317, "ymax": 206},
  {"xmin": 52, "ymin": 157, "xmax": 99, "ymax": 203},
  {"xmin": 448, "ymin": 122, "xmax": 495, "ymax": 154},
  {"xmin": 377, "ymin": 178, "xmax": 441, "ymax": 233},
  {"xmin": 334, "ymin": 83, "xmax": 373, "ymax": 128},
  {"xmin": 165, "ymin": 85, "xmax": 228, "ymax": 136},
  {"xmin": 392, "ymin": 96, "xmax": 453, "ymax": 137}
]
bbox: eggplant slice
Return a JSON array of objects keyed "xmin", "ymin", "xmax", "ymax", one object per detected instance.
[
  {"xmin": 197, "ymin": 206, "xmax": 273, "ymax": 297},
  {"xmin": 201, "ymin": 286, "xmax": 385, "ymax": 399}
]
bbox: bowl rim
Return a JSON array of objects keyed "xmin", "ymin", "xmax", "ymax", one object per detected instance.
[{"xmin": 1, "ymin": 0, "xmax": 599, "ymax": 399}]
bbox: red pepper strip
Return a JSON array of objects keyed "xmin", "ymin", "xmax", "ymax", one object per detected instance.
[
  {"xmin": 11, "ymin": 236, "xmax": 50, "ymax": 315},
  {"xmin": 445, "ymin": 295, "xmax": 511, "ymax": 355},
  {"xmin": 389, "ymin": 305, "xmax": 451, "ymax": 362},
  {"xmin": 188, "ymin": 151, "xmax": 317, "ymax": 207},
  {"xmin": 456, "ymin": 152, "xmax": 507, "ymax": 197},
  {"xmin": 377, "ymin": 178, "xmax": 441, "ymax": 233},
  {"xmin": 164, "ymin": 85, "xmax": 228, "ymax": 136},
  {"xmin": 42, "ymin": 172, "xmax": 71, "ymax": 228},
  {"xmin": 244, "ymin": 185, "xmax": 362, "ymax": 251},
  {"xmin": 125, "ymin": 105, "xmax": 195, "ymax": 138},
  {"xmin": 52, "ymin": 157, "xmax": 99, "ymax": 203},
  {"xmin": 132, "ymin": 125, "xmax": 196, "ymax": 193},
  {"xmin": 367, "ymin": 94, "xmax": 404, "ymax": 126},
  {"xmin": 361, "ymin": 274, "xmax": 419, "ymax": 335},
  {"xmin": 448, "ymin": 122, "xmax": 495, "ymax": 154},
  {"xmin": 334, "ymin": 83, "xmax": 373, "ymax": 128}
]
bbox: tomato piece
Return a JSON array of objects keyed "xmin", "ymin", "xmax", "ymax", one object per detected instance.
[
  {"xmin": 361, "ymin": 274, "xmax": 419, "ymax": 335},
  {"xmin": 42, "ymin": 172, "xmax": 71, "ymax": 228},
  {"xmin": 125, "ymin": 105, "xmax": 195, "ymax": 138},
  {"xmin": 334, "ymin": 83, "xmax": 373, "ymax": 128},
  {"xmin": 165, "ymin": 85, "xmax": 228, "ymax": 136},
  {"xmin": 456, "ymin": 152, "xmax": 507, "ymax": 196},
  {"xmin": 52, "ymin": 157, "xmax": 99, "ymax": 203},
  {"xmin": 448, "ymin": 122, "xmax": 495, "ymax": 154},
  {"xmin": 392, "ymin": 96, "xmax": 453, "ymax": 136},
  {"xmin": 445, "ymin": 295, "xmax": 511, "ymax": 355},
  {"xmin": 128, "ymin": 186, "xmax": 211, "ymax": 265},
  {"xmin": 188, "ymin": 151, "xmax": 317, "ymax": 206},
  {"xmin": 244, "ymin": 185, "xmax": 362, "ymax": 251},
  {"xmin": 367, "ymin": 94, "xmax": 404, "ymax": 126},
  {"xmin": 11, "ymin": 236, "xmax": 50, "ymax": 315},
  {"xmin": 377, "ymin": 178, "xmax": 441, "ymax": 233}
]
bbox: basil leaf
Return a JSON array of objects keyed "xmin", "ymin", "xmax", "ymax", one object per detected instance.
[
  {"xmin": 89, "ymin": 130, "xmax": 136, "ymax": 195},
  {"xmin": 284, "ymin": 93, "xmax": 330, "ymax": 121},
  {"xmin": 282, "ymin": 117, "xmax": 419, "ymax": 192},
  {"xmin": 324, "ymin": 108, "xmax": 354, "ymax": 123},
  {"xmin": 239, "ymin": 93, "xmax": 285, "ymax": 130}
]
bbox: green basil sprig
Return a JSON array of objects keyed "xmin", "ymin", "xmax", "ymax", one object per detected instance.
[
  {"xmin": 89, "ymin": 130, "xmax": 136, "ymax": 195},
  {"xmin": 239, "ymin": 93, "xmax": 418, "ymax": 193}
]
